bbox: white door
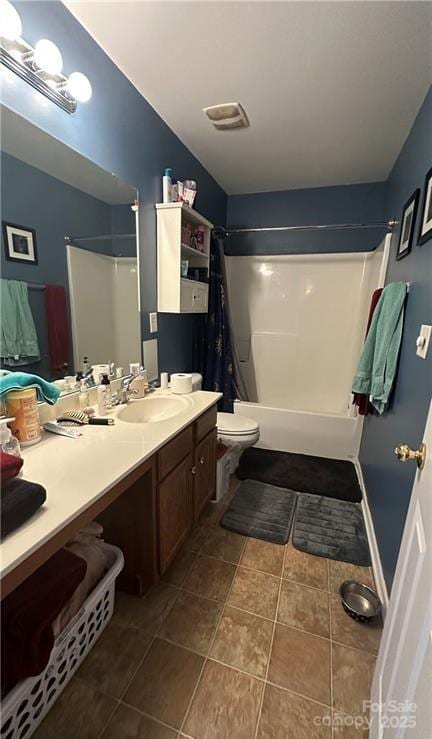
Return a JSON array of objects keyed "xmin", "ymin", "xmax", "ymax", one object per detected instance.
[{"xmin": 370, "ymin": 399, "xmax": 432, "ymax": 738}]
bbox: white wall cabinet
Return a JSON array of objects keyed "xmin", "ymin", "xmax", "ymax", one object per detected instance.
[{"xmin": 156, "ymin": 202, "xmax": 213, "ymax": 313}]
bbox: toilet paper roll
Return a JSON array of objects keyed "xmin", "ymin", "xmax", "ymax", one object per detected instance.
[{"xmin": 170, "ymin": 373, "xmax": 193, "ymax": 394}]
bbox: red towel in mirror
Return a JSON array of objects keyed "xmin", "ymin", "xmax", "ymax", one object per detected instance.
[{"xmin": 44, "ymin": 285, "xmax": 70, "ymax": 374}]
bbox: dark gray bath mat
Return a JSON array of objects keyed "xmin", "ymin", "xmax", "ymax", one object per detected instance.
[
  {"xmin": 220, "ymin": 479, "xmax": 297, "ymax": 545},
  {"xmin": 292, "ymin": 493, "xmax": 371, "ymax": 566},
  {"xmin": 237, "ymin": 448, "xmax": 362, "ymax": 503}
]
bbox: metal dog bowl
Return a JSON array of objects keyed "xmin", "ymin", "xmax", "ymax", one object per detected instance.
[{"xmin": 339, "ymin": 580, "xmax": 381, "ymax": 623}]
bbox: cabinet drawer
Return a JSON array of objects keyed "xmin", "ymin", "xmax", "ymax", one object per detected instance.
[
  {"xmin": 195, "ymin": 404, "xmax": 217, "ymax": 443},
  {"xmin": 158, "ymin": 424, "xmax": 193, "ymax": 481}
]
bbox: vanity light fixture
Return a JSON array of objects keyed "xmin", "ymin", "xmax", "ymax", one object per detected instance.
[{"xmin": 0, "ymin": 0, "xmax": 92, "ymax": 113}]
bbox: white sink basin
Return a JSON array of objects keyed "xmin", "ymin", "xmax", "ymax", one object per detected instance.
[{"xmin": 117, "ymin": 393, "xmax": 194, "ymax": 424}]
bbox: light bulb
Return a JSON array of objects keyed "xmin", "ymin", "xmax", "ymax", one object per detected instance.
[
  {"xmin": 67, "ymin": 72, "xmax": 92, "ymax": 102},
  {"xmin": 0, "ymin": 0, "xmax": 22, "ymax": 41},
  {"xmin": 34, "ymin": 39, "xmax": 63, "ymax": 75}
]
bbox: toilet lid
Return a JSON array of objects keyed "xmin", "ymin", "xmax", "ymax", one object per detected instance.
[{"xmin": 217, "ymin": 412, "xmax": 259, "ymax": 435}]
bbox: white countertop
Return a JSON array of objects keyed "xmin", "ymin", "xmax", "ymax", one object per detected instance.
[{"xmin": 0, "ymin": 390, "xmax": 221, "ymax": 581}]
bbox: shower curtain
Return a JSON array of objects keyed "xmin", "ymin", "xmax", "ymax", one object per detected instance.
[{"xmin": 197, "ymin": 235, "xmax": 248, "ymax": 412}]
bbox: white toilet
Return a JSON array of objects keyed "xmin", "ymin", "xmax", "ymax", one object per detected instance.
[
  {"xmin": 217, "ymin": 412, "xmax": 260, "ymax": 473},
  {"xmin": 191, "ymin": 374, "xmax": 260, "ymax": 472}
]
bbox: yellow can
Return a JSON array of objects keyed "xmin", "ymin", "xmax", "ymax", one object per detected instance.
[{"xmin": 6, "ymin": 388, "xmax": 41, "ymax": 446}]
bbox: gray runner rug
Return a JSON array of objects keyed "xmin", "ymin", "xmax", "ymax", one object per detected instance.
[
  {"xmin": 220, "ymin": 479, "xmax": 297, "ymax": 545},
  {"xmin": 292, "ymin": 493, "xmax": 371, "ymax": 566}
]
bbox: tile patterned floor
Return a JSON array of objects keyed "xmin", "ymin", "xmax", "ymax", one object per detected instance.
[{"xmin": 34, "ymin": 476, "xmax": 381, "ymax": 739}]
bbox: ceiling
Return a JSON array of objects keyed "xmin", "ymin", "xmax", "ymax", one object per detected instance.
[
  {"xmin": 66, "ymin": 1, "xmax": 432, "ymax": 194},
  {"xmin": 1, "ymin": 105, "xmax": 136, "ymax": 203}
]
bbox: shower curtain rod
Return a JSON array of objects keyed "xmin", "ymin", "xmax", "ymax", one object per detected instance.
[{"xmin": 216, "ymin": 219, "xmax": 397, "ymax": 237}]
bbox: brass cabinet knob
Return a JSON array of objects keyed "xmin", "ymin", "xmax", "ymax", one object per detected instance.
[
  {"xmin": 394, "ymin": 443, "xmax": 426, "ymax": 470},
  {"xmin": 199, "ymin": 456, "xmax": 205, "ymax": 465},
  {"xmin": 191, "ymin": 466, "xmax": 197, "ymax": 475}
]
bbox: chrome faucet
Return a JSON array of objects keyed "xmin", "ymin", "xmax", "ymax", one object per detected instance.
[{"xmin": 111, "ymin": 375, "xmax": 140, "ymax": 405}]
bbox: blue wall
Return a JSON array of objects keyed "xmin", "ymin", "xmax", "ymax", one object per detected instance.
[
  {"xmin": 1, "ymin": 1, "xmax": 227, "ymax": 375},
  {"xmin": 226, "ymin": 182, "xmax": 387, "ymax": 255},
  {"xmin": 360, "ymin": 87, "xmax": 432, "ymax": 591}
]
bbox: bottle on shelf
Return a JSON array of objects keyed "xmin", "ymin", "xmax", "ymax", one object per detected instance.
[{"xmin": 162, "ymin": 168, "xmax": 173, "ymax": 203}]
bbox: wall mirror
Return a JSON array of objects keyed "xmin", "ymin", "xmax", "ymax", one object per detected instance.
[{"xmin": 0, "ymin": 105, "xmax": 141, "ymax": 393}]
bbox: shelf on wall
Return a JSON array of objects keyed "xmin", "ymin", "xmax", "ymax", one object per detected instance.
[
  {"xmin": 156, "ymin": 201, "xmax": 212, "ymax": 313},
  {"xmin": 155, "ymin": 201, "xmax": 214, "ymax": 230},
  {"xmin": 181, "ymin": 243, "xmax": 209, "ymax": 260}
]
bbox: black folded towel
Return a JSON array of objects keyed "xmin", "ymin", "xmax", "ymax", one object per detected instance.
[{"xmin": 1, "ymin": 479, "xmax": 46, "ymax": 540}]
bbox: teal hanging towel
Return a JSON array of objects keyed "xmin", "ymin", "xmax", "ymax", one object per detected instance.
[
  {"xmin": 352, "ymin": 281, "xmax": 407, "ymax": 414},
  {"xmin": 0, "ymin": 279, "xmax": 40, "ymax": 366},
  {"xmin": 0, "ymin": 370, "xmax": 60, "ymax": 405}
]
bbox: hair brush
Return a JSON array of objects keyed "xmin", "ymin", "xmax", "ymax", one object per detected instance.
[{"xmin": 57, "ymin": 410, "xmax": 114, "ymax": 426}]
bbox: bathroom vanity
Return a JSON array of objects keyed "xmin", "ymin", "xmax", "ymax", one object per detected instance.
[
  {"xmin": 0, "ymin": 391, "xmax": 221, "ymax": 599},
  {"xmin": 98, "ymin": 399, "xmax": 217, "ymax": 591}
]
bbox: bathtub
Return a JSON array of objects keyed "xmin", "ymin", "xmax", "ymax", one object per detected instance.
[{"xmin": 234, "ymin": 400, "xmax": 363, "ymax": 460}]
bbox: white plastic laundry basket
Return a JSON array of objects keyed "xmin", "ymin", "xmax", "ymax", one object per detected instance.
[{"xmin": 1, "ymin": 543, "xmax": 124, "ymax": 739}]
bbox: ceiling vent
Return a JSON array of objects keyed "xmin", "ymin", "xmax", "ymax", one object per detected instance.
[{"xmin": 203, "ymin": 102, "xmax": 249, "ymax": 130}]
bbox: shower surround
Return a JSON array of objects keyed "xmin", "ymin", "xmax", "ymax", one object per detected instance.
[{"xmin": 226, "ymin": 237, "xmax": 389, "ymax": 459}]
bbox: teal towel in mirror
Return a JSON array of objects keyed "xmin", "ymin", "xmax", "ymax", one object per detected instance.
[
  {"xmin": 0, "ymin": 279, "xmax": 40, "ymax": 366},
  {"xmin": 0, "ymin": 370, "xmax": 60, "ymax": 405},
  {"xmin": 352, "ymin": 281, "xmax": 407, "ymax": 414}
]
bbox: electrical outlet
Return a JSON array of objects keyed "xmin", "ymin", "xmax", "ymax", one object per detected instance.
[
  {"xmin": 416, "ymin": 324, "xmax": 431, "ymax": 359},
  {"xmin": 149, "ymin": 312, "xmax": 158, "ymax": 334}
]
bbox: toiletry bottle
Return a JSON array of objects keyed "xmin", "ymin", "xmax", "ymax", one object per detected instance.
[
  {"xmin": 6, "ymin": 388, "xmax": 41, "ymax": 446},
  {"xmin": 82, "ymin": 356, "xmax": 90, "ymax": 374},
  {"xmin": 79, "ymin": 380, "xmax": 90, "ymax": 410},
  {"xmin": 162, "ymin": 168, "xmax": 173, "ymax": 203},
  {"xmin": 97, "ymin": 385, "xmax": 107, "ymax": 415},
  {"xmin": 101, "ymin": 373, "xmax": 112, "ymax": 409},
  {"xmin": 0, "ymin": 417, "xmax": 22, "ymax": 457},
  {"xmin": 196, "ymin": 225, "xmax": 205, "ymax": 252},
  {"xmin": 183, "ymin": 180, "xmax": 197, "ymax": 207}
]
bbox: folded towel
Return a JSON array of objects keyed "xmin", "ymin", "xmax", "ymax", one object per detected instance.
[
  {"xmin": 0, "ymin": 370, "xmax": 60, "ymax": 405},
  {"xmin": 0, "ymin": 478, "xmax": 46, "ymax": 540},
  {"xmin": 45, "ymin": 285, "xmax": 70, "ymax": 374},
  {"xmin": 0, "ymin": 279, "xmax": 40, "ymax": 366},
  {"xmin": 52, "ymin": 531, "xmax": 107, "ymax": 637},
  {"xmin": 0, "ymin": 451, "xmax": 23, "ymax": 481},
  {"xmin": 352, "ymin": 282, "xmax": 407, "ymax": 414},
  {"xmin": 1, "ymin": 548, "xmax": 87, "ymax": 694}
]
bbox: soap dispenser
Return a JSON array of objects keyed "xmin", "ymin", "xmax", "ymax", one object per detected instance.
[{"xmin": 0, "ymin": 417, "xmax": 22, "ymax": 458}]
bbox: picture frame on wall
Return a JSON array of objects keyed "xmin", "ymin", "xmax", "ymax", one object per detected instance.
[
  {"xmin": 396, "ymin": 189, "xmax": 419, "ymax": 261},
  {"xmin": 2, "ymin": 221, "xmax": 38, "ymax": 265},
  {"xmin": 417, "ymin": 167, "xmax": 432, "ymax": 245}
]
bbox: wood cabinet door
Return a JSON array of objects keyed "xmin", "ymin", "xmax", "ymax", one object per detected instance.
[
  {"xmin": 194, "ymin": 429, "xmax": 217, "ymax": 521},
  {"xmin": 158, "ymin": 452, "xmax": 194, "ymax": 573}
]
